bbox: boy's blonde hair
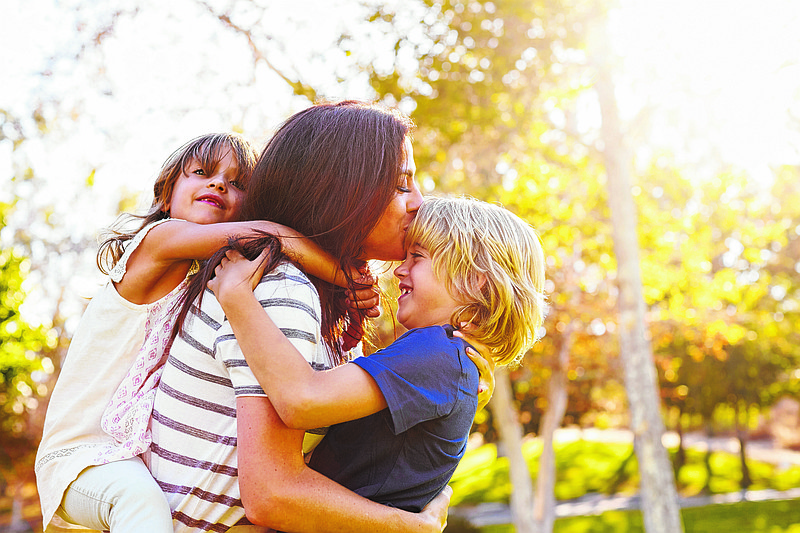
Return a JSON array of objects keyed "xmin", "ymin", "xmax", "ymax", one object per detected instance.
[{"xmin": 405, "ymin": 196, "xmax": 546, "ymax": 367}]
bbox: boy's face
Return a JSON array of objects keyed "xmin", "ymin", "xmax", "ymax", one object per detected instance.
[
  {"xmin": 393, "ymin": 243, "xmax": 460, "ymax": 330},
  {"xmin": 166, "ymin": 150, "xmax": 246, "ymax": 224}
]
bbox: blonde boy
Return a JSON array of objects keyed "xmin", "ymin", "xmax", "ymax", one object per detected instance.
[{"xmin": 210, "ymin": 195, "xmax": 546, "ymax": 513}]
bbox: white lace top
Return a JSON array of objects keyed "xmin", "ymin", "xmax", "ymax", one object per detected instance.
[{"xmin": 34, "ymin": 219, "xmax": 195, "ymax": 530}]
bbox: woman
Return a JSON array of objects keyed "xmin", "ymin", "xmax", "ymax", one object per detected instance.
[{"xmin": 147, "ymin": 101, "xmax": 451, "ymax": 532}]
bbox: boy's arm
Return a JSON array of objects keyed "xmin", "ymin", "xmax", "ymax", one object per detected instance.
[
  {"xmin": 237, "ymin": 396, "xmax": 450, "ymax": 533},
  {"xmin": 208, "ymin": 249, "xmax": 387, "ymax": 429}
]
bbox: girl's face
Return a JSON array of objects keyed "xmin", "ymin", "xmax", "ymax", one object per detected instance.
[
  {"xmin": 393, "ymin": 243, "xmax": 460, "ymax": 329},
  {"xmin": 360, "ymin": 137, "xmax": 423, "ymax": 261},
  {"xmin": 167, "ymin": 150, "xmax": 246, "ymax": 224}
]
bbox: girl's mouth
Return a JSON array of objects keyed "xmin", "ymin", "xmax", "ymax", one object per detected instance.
[{"xmin": 197, "ymin": 195, "xmax": 223, "ymax": 208}]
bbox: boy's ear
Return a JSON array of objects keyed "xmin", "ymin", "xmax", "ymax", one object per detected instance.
[{"xmin": 459, "ymin": 321, "xmax": 478, "ymax": 333}]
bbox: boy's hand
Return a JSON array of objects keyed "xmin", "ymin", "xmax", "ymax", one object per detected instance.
[
  {"xmin": 207, "ymin": 248, "xmax": 270, "ymax": 308},
  {"xmin": 419, "ymin": 485, "xmax": 452, "ymax": 532},
  {"xmin": 453, "ymin": 326, "xmax": 496, "ymax": 412}
]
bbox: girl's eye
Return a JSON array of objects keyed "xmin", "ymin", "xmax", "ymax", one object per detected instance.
[
  {"xmin": 230, "ymin": 180, "xmax": 246, "ymax": 191},
  {"xmin": 192, "ymin": 168, "xmax": 206, "ymax": 176}
]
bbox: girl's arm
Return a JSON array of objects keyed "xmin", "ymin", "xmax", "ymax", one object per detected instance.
[
  {"xmin": 237, "ymin": 396, "xmax": 450, "ymax": 532},
  {"xmin": 117, "ymin": 218, "xmax": 370, "ymax": 305},
  {"xmin": 208, "ymin": 249, "xmax": 387, "ymax": 430}
]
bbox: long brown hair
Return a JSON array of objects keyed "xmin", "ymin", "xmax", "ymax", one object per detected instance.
[
  {"xmin": 97, "ymin": 133, "xmax": 258, "ymax": 274},
  {"xmin": 177, "ymin": 101, "xmax": 414, "ymax": 362}
]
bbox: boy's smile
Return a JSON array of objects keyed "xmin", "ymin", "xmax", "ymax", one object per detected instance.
[{"xmin": 394, "ymin": 244, "xmax": 460, "ymax": 330}]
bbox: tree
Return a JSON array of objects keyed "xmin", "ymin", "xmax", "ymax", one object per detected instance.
[{"xmin": 589, "ymin": 14, "xmax": 684, "ymax": 533}]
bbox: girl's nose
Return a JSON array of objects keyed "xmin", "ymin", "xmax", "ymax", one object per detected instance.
[{"xmin": 207, "ymin": 175, "xmax": 226, "ymax": 191}]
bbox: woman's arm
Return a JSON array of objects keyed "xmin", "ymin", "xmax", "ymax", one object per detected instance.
[
  {"xmin": 209, "ymin": 249, "xmax": 387, "ymax": 429},
  {"xmin": 237, "ymin": 396, "xmax": 450, "ymax": 533}
]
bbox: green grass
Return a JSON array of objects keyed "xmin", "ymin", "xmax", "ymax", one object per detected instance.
[
  {"xmin": 469, "ymin": 498, "xmax": 800, "ymax": 533},
  {"xmin": 449, "ymin": 439, "xmax": 800, "ymax": 506}
]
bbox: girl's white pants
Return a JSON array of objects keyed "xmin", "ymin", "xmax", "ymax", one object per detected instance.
[{"xmin": 48, "ymin": 457, "xmax": 172, "ymax": 533}]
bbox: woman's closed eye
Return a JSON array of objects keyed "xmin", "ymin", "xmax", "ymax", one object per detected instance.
[{"xmin": 397, "ymin": 172, "xmax": 414, "ymax": 193}]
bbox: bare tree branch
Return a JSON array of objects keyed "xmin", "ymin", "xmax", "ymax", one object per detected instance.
[{"xmin": 196, "ymin": 0, "xmax": 318, "ymax": 102}]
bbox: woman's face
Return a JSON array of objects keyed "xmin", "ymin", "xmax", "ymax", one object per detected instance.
[{"xmin": 360, "ymin": 137, "xmax": 423, "ymax": 261}]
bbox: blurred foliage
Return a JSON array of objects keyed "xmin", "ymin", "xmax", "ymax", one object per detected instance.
[{"xmin": 0, "ymin": 201, "xmax": 57, "ymax": 481}]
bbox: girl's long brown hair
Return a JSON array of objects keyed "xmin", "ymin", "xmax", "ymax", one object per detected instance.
[{"xmin": 175, "ymin": 101, "xmax": 414, "ymax": 363}]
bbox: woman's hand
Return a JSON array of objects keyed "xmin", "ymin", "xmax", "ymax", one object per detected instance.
[
  {"xmin": 207, "ymin": 248, "xmax": 270, "ymax": 308},
  {"xmin": 344, "ymin": 270, "xmax": 381, "ymax": 318},
  {"xmin": 419, "ymin": 485, "xmax": 452, "ymax": 532},
  {"xmin": 341, "ymin": 269, "xmax": 380, "ymax": 352},
  {"xmin": 453, "ymin": 326, "xmax": 496, "ymax": 412}
]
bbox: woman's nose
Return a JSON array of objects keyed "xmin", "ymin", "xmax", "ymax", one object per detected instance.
[{"xmin": 407, "ymin": 186, "xmax": 423, "ymax": 213}]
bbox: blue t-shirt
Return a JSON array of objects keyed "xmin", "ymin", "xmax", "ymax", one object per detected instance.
[{"xmin": 307, "ymin": 325, "xmax": 479, "ymax": 512}]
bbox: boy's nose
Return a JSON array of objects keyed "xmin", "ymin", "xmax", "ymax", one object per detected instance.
[{"xmin": 393, "ymin": 262, "xmax": 408, "ymax": 279}]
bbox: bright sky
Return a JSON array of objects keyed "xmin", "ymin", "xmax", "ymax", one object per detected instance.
[
  {"xmin": 2, "ymin": 0, "xmax": 800, "ymax": 328},
  {"xmin": 611, "ymin": 0, "xmax": 800, "ymax": 182}
]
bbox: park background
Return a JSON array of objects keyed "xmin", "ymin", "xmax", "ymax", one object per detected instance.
[{"xmin": 2, "ymin": 0, "xmax": 800, "ymax": 531}]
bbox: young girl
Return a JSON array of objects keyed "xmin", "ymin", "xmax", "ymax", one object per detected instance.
[
  {"xmin": 208, "ymin": 195, "xmax": 546, "ymax": 513},
  {"xmin": 34, "ymin": 132, "xmax": 372, "ymax": 533}
]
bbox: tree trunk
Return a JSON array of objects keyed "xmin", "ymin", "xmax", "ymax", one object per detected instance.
[
  {"xmin": 673, "ymin": 414, "xmax": 685, "ymax": 482},
  {"xmin": 532, "ymin": 255, "xmax": 579, "ymax": 533},
  {"xmin": 701, "ymin": 422, "xmax": 713, "ymax": 495},
  {"xmin": 490, "ymin": 368, "xmax": 535, "ymax": 533},
  {"xmin": 532, "ymin": 339, "xmax": 570, "ymax": 533},
  {"xmin": 735, "ymin": 408, "xmax": 752, "ymax": 490},
  {"xmin": 590, "ymin": 16, "xmax": 685, "ymax": 533}
]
